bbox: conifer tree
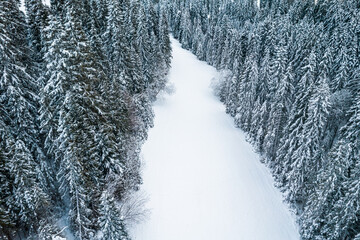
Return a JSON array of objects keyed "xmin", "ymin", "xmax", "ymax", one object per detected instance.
[
  {"xmin": 0, "ymin": 131, "xmax": 15, "ymax": 239},
  {"xmin": 159, "ymin": 7, "xmax": 172, "ymax": 68},
  {"xmin": 301, "ymin": 140, "xmax": 349, "ymax": 239},
  {"xmin": 263, "ymin": 38, "xmax": 291, "ymax": 164},
  {"xmin": 98, "ymin": 192, "xmax": 130, "ymax": 240},
  {"xmin": 324, "ymin": 92, "xmax": 360, "ymax": 239},
  {"xmin": 0, "ymin": 0, "xmax": 48, "ymax": 234},
  {"xmin": 234, "ymin": 53, "xmax": 258, "ymax": 132},
  {"xmin": 25, "ymin": 0, "xmax": 48, "ymax": 63},
  {"xmin": 179, "ymin": 8, "xmax": 192, "ymax": 49},
  {"xmin": 6, "ymin": 140, "xmax": 49, "ymax": 233},
  {"xmin": 224, "ymin": 60, "xmax": 241, "ymax": 118}
]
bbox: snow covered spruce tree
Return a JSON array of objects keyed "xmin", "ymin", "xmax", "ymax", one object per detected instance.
[
  {"xmin": 166, "ymin": 0, "xmax": 360, "ymax": 238},
  {"xmin": 1, "ymin": 0, "xmax": 171, "ymax": 238},
  {"xmin": 25, "ymin": 0, "xmax": 49, "ymax": 64},
  {"xmin": 0, "ymin": 0, "xmax": 49, "ymax": 237},
  {"xmin": 98, "ymin": 191, "xmax": 130, "ymax": 240}
]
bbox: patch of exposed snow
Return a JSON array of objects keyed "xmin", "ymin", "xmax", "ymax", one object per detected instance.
[
  {"xmin": 131, "ymin": 37, "xmax": 299, "ymax": 240},
  {"xmin": 52, "ymin": 236, "xmax": 66, "ymax": 240}
]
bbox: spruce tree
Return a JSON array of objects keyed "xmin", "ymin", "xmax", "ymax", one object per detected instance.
[
  {"xmin": 263, "ymin": 37, "xmax": 291, "ymax": 164},
  {"xmin": 98, "ymin": 192, "xmax": 130, "ymax": 240},
  {"xmin": 0, "ymin": 130, "xmax": 15, "ymax": 239},
  {"xmin": 6, "ymin": 140, "xmax": 49, "ymax": 233},
  {"xmin": 326, "ymin": 92, "xmax": 360, "ymax": 239},
  {"xmin": 25, "ymin": 0, "xmax": 48, "ymax": 63},
  {"xmin": 0, "ymin": 0, "xmax": 48, "ymax": 234}
]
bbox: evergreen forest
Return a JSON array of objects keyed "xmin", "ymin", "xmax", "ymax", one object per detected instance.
[
  {"xmin": 166, "ymin": 0, "xmax": 360, "ymax": 239},
  {"xmin": 0, "ymin": 0, "xmax": 171, "ymax": 239},
  {"xmin": 2, "ymin": 0, "xmax": 360, "ymax": 239}
]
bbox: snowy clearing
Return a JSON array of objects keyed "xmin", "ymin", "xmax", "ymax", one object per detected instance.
[{"xmin": 131, "ymin": 37, "xmax": 299, "ymax": 240}]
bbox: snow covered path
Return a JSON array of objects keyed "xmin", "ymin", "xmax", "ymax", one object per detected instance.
[{"xmin": 131, "ymin": 38, "xmax": 299, "ymax": 240}]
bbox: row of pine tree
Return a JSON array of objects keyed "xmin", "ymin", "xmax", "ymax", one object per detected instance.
[
  {"xmin": 0, "ymin": 0, "xmax": 171, "ymax": 239},
  {"xmin": 166, "ymin": 0, "xmax": 360, "ymax": 239}
]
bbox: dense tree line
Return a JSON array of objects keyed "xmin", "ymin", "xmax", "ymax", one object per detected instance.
[
  {"xmin": 166, "ymin": 0, "xmax": 360, "ymax": 239},
  {"xmin": 0, "ymin": 0, "xmax": 171, "ymax": 239}
]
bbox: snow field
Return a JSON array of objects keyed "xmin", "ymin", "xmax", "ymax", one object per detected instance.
[{"xmin": 131, "ymin": 37, "xmax": 299, "ymax": 240}]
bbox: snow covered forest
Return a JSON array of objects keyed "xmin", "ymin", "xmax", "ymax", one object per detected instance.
[
  {"xmin": 2, "ymin": 0, "xmax": 360, "ymax": 239},
  {"xmin": 166, "ymin": 0, "xmax": 360, "ymax": 239},
  {"xmin": 0, "ymin": 0, "xmax": 171, "ymax": 239}
]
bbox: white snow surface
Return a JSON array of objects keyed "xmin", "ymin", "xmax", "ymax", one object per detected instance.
[{"xmin": 131, "ymin": 37, "xmax": 299, "ymax": 240}]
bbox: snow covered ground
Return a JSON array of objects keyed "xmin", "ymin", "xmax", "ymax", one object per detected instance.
[{"xmin": 131, "ymin": 37, "xmax": 299, "ymax": 240}]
